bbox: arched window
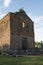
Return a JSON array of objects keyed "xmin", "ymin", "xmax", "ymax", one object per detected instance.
[{"xmin": 22, "ymin": 22, "xmax": 25, "ymax": 28}]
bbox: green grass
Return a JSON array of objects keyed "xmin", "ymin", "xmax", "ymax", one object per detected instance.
[{"xmin": 0, "ymin": 55, "xmax": 43, "ymax": 65}]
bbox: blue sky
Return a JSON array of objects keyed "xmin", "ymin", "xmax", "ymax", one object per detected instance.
[{"xmin": 0, "ymin": 0, "xmax": 43, "ymax": 42}]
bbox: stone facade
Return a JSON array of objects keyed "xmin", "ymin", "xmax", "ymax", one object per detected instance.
[{"xmin": 0, "ymin": 10, "xmax": 35, "ymax": 51}]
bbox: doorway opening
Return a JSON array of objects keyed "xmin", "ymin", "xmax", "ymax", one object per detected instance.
[{"xmin": 22, "ymin": 37, "xmax": 28, "ymax": 50}]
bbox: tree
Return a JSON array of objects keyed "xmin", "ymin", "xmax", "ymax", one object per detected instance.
[{"xmin": 35, "ymin": 41, "xmax": 42, "ymax": 48}]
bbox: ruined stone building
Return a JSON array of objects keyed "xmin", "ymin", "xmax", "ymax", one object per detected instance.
[{"xmin": 0, "ymin": 9, "xmax": 35, "ymax": 51}]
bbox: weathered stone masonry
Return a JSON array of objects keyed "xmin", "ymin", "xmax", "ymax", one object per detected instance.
[{"xmin": 0, "ymin": 10, "xmax": 35, "ymax": 50}]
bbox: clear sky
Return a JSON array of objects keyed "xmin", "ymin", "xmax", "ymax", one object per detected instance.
[{"xmin": 0, "ymin": 0, "xmax": 43, "ymax": 42}]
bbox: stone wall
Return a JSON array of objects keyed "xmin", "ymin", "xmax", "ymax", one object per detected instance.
[
  {"xmin": 0, "ymin": 13, "xmax": 10, "ymax": 48},
  {"xmin": 10, "ymin": 11, "xmax": 35, "ymax": 50},
  {"xmin": 0, "ymin": 10, "xmax": 35, "ymax": 51}
]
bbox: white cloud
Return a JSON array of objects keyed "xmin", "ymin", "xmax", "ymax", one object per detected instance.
[
  {"xmin": 0, "ymin": 14, "xmax": 5, "ymax": 19},
  {"xmin": 0, "ymin": 10, "xmax": 6, "ymax": 19},
  {"xmin": 28, "ymin": 13, "xmax": 43, "ymax": 24},
  {"xmin": 0, "ymin": 0, "xmax": 11, "ymax": 19},
  {"xmin": 4, "ymin": 0, "xmax": 11, "ymax": 7},
  {"xmin": 0, "ymin": 12, "xmax": 6, "ymax": 19},
  {"xmin": 35, "ymin": 28, "xmax": 43, "ymax": 42},
  {"xmin": 28, "ymin": 13, "xmax": 43, "ymax": 42},
  {"xmin": 31, "ymin": 16, "xmax": 43, "ymax": 24}
]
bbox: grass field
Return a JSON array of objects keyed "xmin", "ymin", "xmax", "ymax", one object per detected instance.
[{"xmin": 0, "ymin": 55, "xmax": 43, "ymax": 65}]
